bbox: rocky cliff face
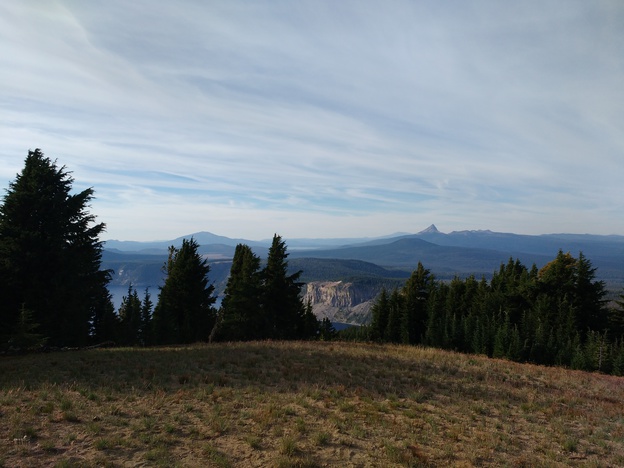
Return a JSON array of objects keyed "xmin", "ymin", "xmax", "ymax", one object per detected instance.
[
  {"xmin": 304, "ymin": 281, "xmax": 382, "ymax": 325},
  {"xmin": 305, "ymin": 281, "xmax": 377, "ymax": 308}
]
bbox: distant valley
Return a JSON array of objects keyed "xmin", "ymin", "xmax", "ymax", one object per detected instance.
[{"xmin": 102, "ymin": 225, "xmax": 624, "ymax": 324}]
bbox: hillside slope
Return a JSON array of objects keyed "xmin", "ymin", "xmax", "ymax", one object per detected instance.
[{"xmin": 1, "ymin": 341, "xmax": 623, "ymax": 467}]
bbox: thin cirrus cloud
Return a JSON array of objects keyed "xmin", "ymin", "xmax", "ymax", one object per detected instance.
[{"xmin": 1, "ymin": 1, "xmax": 623, "ymax": 241}]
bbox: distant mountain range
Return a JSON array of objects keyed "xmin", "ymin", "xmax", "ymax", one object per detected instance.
[
  {"xmin": 103, "ymin": 224, "xmax": 624, "ymax": 279},
  {"xmin": 102, "ymin": 225, "xmax": 624, "ymax": 318},
  {"xmin": 103, "ymin": 231, "xmax": 412, "ymax": 255}
]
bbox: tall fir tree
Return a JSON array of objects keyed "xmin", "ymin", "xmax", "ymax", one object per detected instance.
[
  {"xmin": 153, "ymin": 238, "xmax": 216, "ymax": 344},
  {"xmin": 538, "ymin": 251, "xmax": 607, "ymax": 340},
  {"xmin": 0, "ymin": 149, "xmax": 111, "ymax": 347},
  {"xmin": 90, "ymin": 285, "xmax": 119, "ymax": 344},
  {"xmin": 118, "ymin": 285, "xmax": 142, "ymax": 346},
  {"xmin": 574, "ymin": 252, "xmax": 607, "ymax": 335},
  {"xmin": 424, "ymin": 283, "xmax": 448, "ymax": 347},
  {"xmin": 370, "ymin": 288, "xmax": 390, "ymax": 342},
  {"xmin": 301, "ymin": 297, "xmax": 320, "ymax": 340},
  {"xmin": 401, "ymin": 262, "xmax": 435, "ymax": 344},
  {"xmin": 385, "ymin": 288, "xmax": 404, "ymax": 343},
  {"xmin": 261, "ymin": 235, "xmax": 308, "ymax": 339},
  {"xmin": 608, "ymin": 291, "xmax": 624, "ymax": 341},
  {"xmin": 139, "ymin": 288, "xmax": 153, "ymax": 345},
  {"xmin": 214, "ymin": 244, "xmax": 263, "ymax": 341},
  {"xmin": 8, "ymin": 305, "xmax": 47, "ymax": 350}
]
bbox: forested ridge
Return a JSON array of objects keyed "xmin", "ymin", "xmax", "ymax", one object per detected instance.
[
  {"xmin": 345, "ymin": 255, "xmax": 624, "ymax": 375},
  {"xmin": 3, "ymin": 150, "xmax": 624, "ymax": 376}
]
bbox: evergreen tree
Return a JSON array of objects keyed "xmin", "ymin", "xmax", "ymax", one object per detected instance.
[
  {"xmin": 611, "ymin": 339, "xmax": 624, "ymax": 376},
  {"xmin": 583, "ymin": 330, "xmax": 611, "ymax": 373},
  {"xmin": 507, "ymin": 324, "xmax": 524, "ymax": 361},
  {"xmin": 539, "ymin": 250, "xmax": 577, "ymax": 297},
  {"xmin": 529, "ymin": 314, "xmax": 551, "ymax": 364},
  {"xmin": 318, "ymin": 317, "xmax": 337, "ymax": 341},
  {"xmin": 90, "ymin": 285, "xmax": 119, "ymax": 344},
  {"xmin": 301, "ymin": 298, "xmax": 320, "ymax": 340},
  {"xmin": 608, "ymin": 291, "xmax": 624, "ymax": 341},
  {"xmin": 401, "ymin": 262, "xmax": 435, "ymax": 344},
  {"xmin": 370, "ymin": 288, "xmax": 390, "ymax": 342},
  {"xmin": 153, "ymin": 238, "xmax": 216, "ymax": 344},
  {"xmin": 8, "ymin": 305, "xmax": 47, "ymax": 350},
  {"xmin": 215, "ymin": 244, "xmax": 263, "ymax": 341},
  {"xmin": 493, "ymin": 311, "xmax": 511, "ymax": 359},
  {"xmin": 385, "ymin": 288, "xmax": 403, "ymax": 343},
  {"xmin": 574, "ymin": 252, "xmax": 607, "ymax": 335},
  {"xmin": 139, "ymin": 288, "xmax": 153, "ymax": 345},
  {"xmin": 0, "ymin": 149, "xmax": 111, "ymax": 347},
  {"xmin": 424, "ymin": 283, "xmax": 448, "ymax": 347},
  {"xmin": 537, "ymin": 251, "xmax": 576, "ymax": 329},
  {"xmin": 490, "ymin": 258, "xmax": 535, "ymax": 324},
  {"xmin": 552, "ymin": 296, "xmax": 576, "ymax": 366},
  {"xmin": 260, "ymin": 235, "xmax": 307, "ymax": 339},
  {"xmin": 118, "ymin": 285, "xmax": 142, "ymax": 346},
  {"xmin": 538, "ymin": 251, "xmax": 607, "ymax": 341}
]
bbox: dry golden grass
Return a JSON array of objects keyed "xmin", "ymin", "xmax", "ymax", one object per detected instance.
[{"xmin": 1, "ymin": 341, "xmax": 624, "ymax": 467}]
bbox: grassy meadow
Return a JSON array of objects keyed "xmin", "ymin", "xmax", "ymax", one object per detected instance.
[{"xmin": 1, "ymin": 341, "xmax": 624, "ymax": 467}]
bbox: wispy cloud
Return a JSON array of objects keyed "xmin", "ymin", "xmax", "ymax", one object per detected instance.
[{"xmin": 1, "ymin": 1, "xmax": 623, "ymax": 240}]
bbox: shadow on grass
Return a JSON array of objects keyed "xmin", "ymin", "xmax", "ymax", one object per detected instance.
[{"xmin": 0, "ymin": 341, "xmax": 536, "ymax": 405}]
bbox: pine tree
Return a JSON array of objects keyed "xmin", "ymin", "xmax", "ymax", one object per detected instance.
[
  {"xmin": 529, "ymin": 315, "xmax": 549, "ymax": 364},
  {"xmin": 493, "ymin": 311, "xmax": 511, "ymax": 359},
  {"xmin": 153, "ymin": 238, "xmax": 216, "ymax": 344},
  {"xmin": 539, "ymin": 250, "xmax": 577, "ymax": 297},
  {"xmin": 552, "ymin": 296, "xmax": 576, "ymax": 366},
  {"xmin": 490, "ymin": 258, "xmax": 535, "ymax": 324},
  {"xmin": 8, "ymin": 305, "xmax": 47, "ymax": 350},
  {"xmin": 582, "ymin": 330, "xmax": 611, "ymax": 373},
  {"xmin": 424, "ymin": 283, "xmax": 448, "ymax": 347},
  {"xmin": 0, "ymin": 149, "xmax": 111, "ymax": 347},
  {"xmin": 507, "ymin": 324, "xmax": 524, "ymax": 361},
  {"xmin": 90, "ymin": 285, "xmax": 119, "ymax": 344},
  {"xmin": 215, "ymin": 244, "xmax": 263, "ymax": 341},
  {"xmin": 370, "ymin": 288, "xmax": 390, "ymax": 342},
  {"xmin": 538, "ymin": 250, "xmax": 607, "ymax": 346},
  {"xmin": 385, "ymin": 288, "xmax": 403, "ymax": 343},
  {"xmin": 318, "ymin": 317, "xmax": 337, "ymax": 341},
  {"xmin": 260, "ymin": 235, "xmax": 306, "ymax": 339},
  {"xmin": 301, "ymin": 298, "xmax": 320, "ymax": 340},
  {"xmin": 401, "ymin": 262, "xmax": 435, "ymax": 344},
  {"xmin": 574, "ymin": 252, "xmax": 607, "ymax": 336},
  {"xmin": 611, "ymin": 339, "xmax": 624, "ymax": 376},
  {"xmin": 118, "ymin": 285, "xmax": 142, "ymax": 346},
  {"xmin": 139, "ymin": 288, "xmax": 153, "ymax": 345},
  {"xmin": 608, "ymin": 291, "xmax": 624, "ymax": 341}
]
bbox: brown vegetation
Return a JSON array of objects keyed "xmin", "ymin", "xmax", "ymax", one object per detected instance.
[{"xmin": 1, "ymin": 341, "xmax": 624, "ymax": 467}]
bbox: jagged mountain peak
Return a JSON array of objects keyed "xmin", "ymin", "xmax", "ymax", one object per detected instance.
[{"xmin": 418, "ymin": 224, "xmax": 441, "ymax": 234}]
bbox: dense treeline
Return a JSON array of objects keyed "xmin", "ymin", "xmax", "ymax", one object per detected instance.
[
  {"xmin": 0, "ymin": 150, "xmax": 324, "ymax": 350},
  {"xmin": 113, "ymin": 235, "xmax": 323, "ymax": 346},
  {"xmin": 342, "ymin": 255, "xmax": 624, "ymax": 374}
]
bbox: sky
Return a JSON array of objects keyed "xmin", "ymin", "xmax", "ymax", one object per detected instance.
[{"xmin": 1, "ymin": 1, "xmax": 623, "ymax": 242}]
